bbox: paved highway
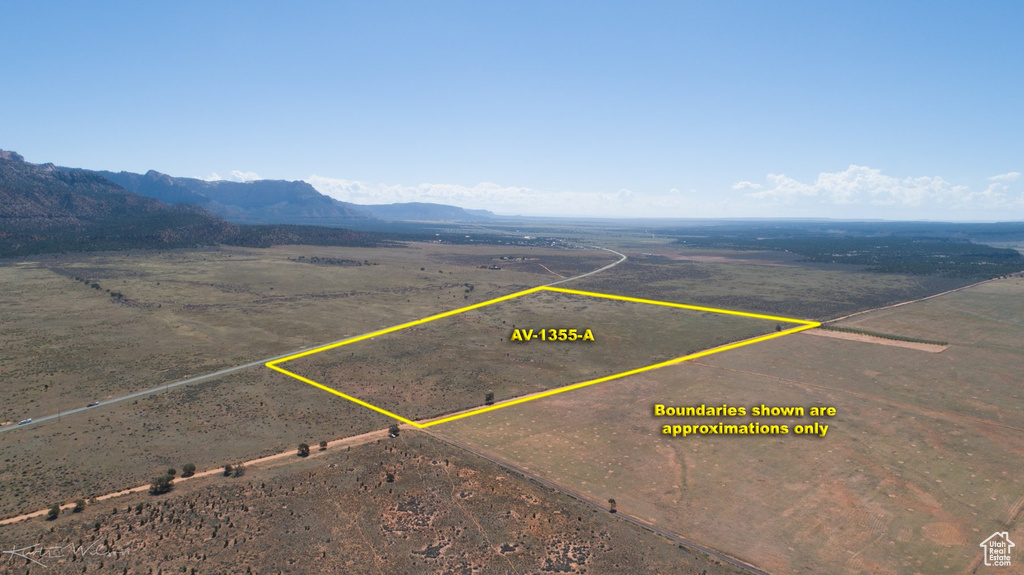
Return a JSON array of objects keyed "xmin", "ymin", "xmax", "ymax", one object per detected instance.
[{"xmin": 1, "ymin": 346, "xmax": 344, "ymax": 434}]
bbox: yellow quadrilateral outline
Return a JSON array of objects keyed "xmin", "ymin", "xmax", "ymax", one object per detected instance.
[{"xmin": 265, "ymin": 286, "xmax": 820, "ymax": 428}]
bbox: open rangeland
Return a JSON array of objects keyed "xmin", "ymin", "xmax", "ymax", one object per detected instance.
[
  {"xmin": 3, "ymin": 237, "xmax": 1016, "ymax": 573},
  {"xmin": 435, "ymin": 277, "xmax": 1024, "ymax": 574},
  {"xmin": 570, "ymin": 242, "xmax": 979, "ymax": 321},
  {"xmin": 0, "ymin": 243, "xmax": 617, "ymax": 423},
  {"xmin": 282, "ymin": 289, "xmax": 784, "ymax": 423},
  {"xmin": 0, "ymin": 243, "xmax": 618, "ymax": 517},
  {"xmin": 0, "ymin": 431, "xmax": 747, "ymax": 575}
]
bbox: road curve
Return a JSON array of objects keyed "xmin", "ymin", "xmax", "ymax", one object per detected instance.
[{"xmin": 547, "ymin": 245, "xmax": 626, "ymax": 286}]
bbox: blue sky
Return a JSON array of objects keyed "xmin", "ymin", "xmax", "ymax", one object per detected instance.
[{"xmin": 2, "ymin": 1, "xmax": 1021, "ymax": 219}]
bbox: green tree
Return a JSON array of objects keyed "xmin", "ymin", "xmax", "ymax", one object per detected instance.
[
  {"xmin": 73, "ymin": 499, "xmax": 86, "ymax": 513},
  {"xmin": 298, "ymin": 443, "xmax": 310, "ymax": 457},
  {"xmin": 485, "ymin": 391, "xmax": 495, "ymax": 405},
  {"xmin": 388, "ymin": 424, "xmax": 400, "ymax": 438},
  {"xmin": 181, "ymin": 463, "xmax": 196, "ymax": 478},
  {"xmin": 223, "ymin": 464, "xmax": 233, "ymax": 476},
  {"xmin": 149, "ymin": 475, "xmax": 174, "ymax": 495},
  {"xmin": 47, "ymin": 504, "xmax": 60, "ymax": 521},
  {"xmin": 232, "ymin": 463, "xmax": 246, "ymax": 477},
  {"xmin": 319, "ymin": 440, "xmax": 328, "ymax": 451},
  {"xmin": 608, "ymin": 498, "xmax": 617, "ymax": 513}
]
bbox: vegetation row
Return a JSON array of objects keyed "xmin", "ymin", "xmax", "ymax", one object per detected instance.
[{"xmin": 819, "ymin": 324, "xmax": 948, "ymax": 346}]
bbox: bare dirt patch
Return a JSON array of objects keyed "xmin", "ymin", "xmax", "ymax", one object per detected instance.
[
  {"xmin": 648, "ymin": 252, "xmax": 795, "ymax": 266},
  {"xmin": 0, "ymin": 432, "xmax": 747, "ymax": 575},
  {"xmin": 921, "ymin": 522, "xmax": 967, "ymax": 547},
  {"xmin": 804, "ymin": 328, "xmax": 948, "ymax": 352},
  {"xmin": 439, "ymin": 278, "xmax": 1024, "ymax": 574}
]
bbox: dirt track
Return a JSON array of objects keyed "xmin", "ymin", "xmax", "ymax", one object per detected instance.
[
  {"xmin": 0, "ymin": 428, "xmax": 389, "ymax": 526},
  {"xmin": 0, "ymin": 246, "xmax": 630, "ymax": 526}
]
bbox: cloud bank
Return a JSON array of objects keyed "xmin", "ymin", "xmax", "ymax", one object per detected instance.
[
  {"xmin": 738, "ymin": 165, "xmax": 1023, "ymax": 217},
  {"xmin": 203, "ymin": 170, "xmax": 261, "ymax": 182},
  {"xmin": 306, "ymin": 176, "xmax": 662, "ymax": 217},
  {"xmin": 300, "ymin": 165, "xmax": 1021, "ymax": 220}
]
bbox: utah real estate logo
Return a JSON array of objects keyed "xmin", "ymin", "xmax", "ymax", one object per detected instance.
[{"xmin": 980, "ymin": 532, "xmax": 1014, "ymax": 567}]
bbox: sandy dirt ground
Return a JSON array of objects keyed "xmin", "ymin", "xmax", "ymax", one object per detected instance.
[
  {"xmin": 648, "ymin": 252, "xmax": 794, "ymax": 266},
  {"xmin": 0, "ymin": 427, "xmax": 391, "ymax": 526},
  {"xmin": 804, "ymin": 328, "xmax": 948, "ymax": 352}
]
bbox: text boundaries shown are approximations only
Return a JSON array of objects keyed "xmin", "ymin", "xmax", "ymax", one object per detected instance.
[{"xmin": 265, "ymin": 286, "xmax": 820, "ymax": 428}]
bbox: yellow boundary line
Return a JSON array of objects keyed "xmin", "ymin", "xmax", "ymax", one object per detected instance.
[
  {"xmin": 265, "ymin": 286, "xmax": 820, "ymax": 429},
  {"xmin": 267, "ymin": 286, "xmax": 545, "ymax": 365}
]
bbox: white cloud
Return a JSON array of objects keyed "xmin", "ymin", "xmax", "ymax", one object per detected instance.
[
  {"xmin": 306, "ymin": 174, "xmax": 744, "ymax": 218},
  {"xmin": 229, "ymin": 170, "xmax": 260, "ymax": 182},
  {"xmin": 307, "ymin": 175, "xmax": 657, "ymax": 217},
  {"xmin": 296, "ymin": 166, "xmax": 1024, "ymax": 220},
  {"xmin": 731, "ymin": 181, "xmax": 762, "ymax": 191},
  {"xmin": 202, "ymin": 170, "xmax": 261, "ymax": 182},
  {"xmin": 740, "ymin": 165, "xmax": 1020, "ymax": 213},
  {"xmin": 988, "ymin": 171, "xmax": 1021, "ymax": 183}
]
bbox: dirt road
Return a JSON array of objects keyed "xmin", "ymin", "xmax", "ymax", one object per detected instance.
[{"xmin": 0, "ymin": 428, "xmax": 390, "ymax": 526}]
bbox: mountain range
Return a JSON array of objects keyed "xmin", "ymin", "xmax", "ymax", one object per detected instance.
[
  {"xmin": 0, "ymin": 150, "xmax": 234, "ymax": 256},
  {"xmin": 0, "ymin": 150, "xmax": 425, "ymax": 257},
  {"xmin": 93, "ymin": 169, "xmax": 495, "ymax": 225}
]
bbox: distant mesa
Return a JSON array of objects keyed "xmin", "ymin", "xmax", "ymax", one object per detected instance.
[
  {"xmin": 360, "ymin": 202, "xmax": 495, "ymax": 222},
  {"xmin": 0, "ymin": 149, "xmax": 230, "ymax": 256},
  {"xmin": 3, "ymin": 150, "xmax": 493, "ymax": 225},
  {"xmin": 0, "ymin": 150, "xmax": 392, "ymax": 257},
  {"xmin": 94, "ymin": 169, "xmax": 373, "ymax": 226},
  {"xmin": 95, "ymin": 169, "xmax": 493, "ymax": 225}
]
